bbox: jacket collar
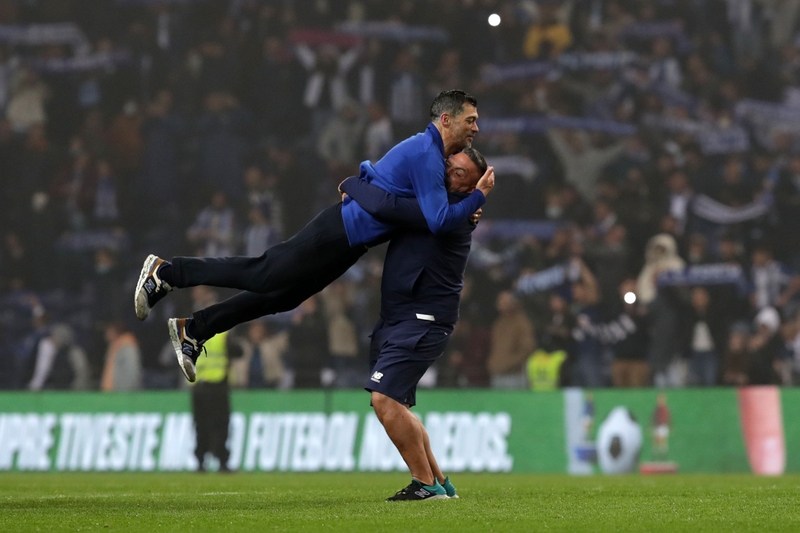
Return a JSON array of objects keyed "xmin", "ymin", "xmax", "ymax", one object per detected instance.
[{"xmin": 426, "ymin": 122, "xmax": 445, "ymax": 157}]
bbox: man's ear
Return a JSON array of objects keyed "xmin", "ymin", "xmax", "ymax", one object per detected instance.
[{"xmin": 440, "ymin": 113, "xmax": 450, "ymax": 127}]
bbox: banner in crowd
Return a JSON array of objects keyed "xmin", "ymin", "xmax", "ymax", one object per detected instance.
[
  {"xmin": 2, "ymin": 388, "xmax": 799, "ymax": 474},
  {"xmin": 287, "ymin": 29, "xmax": 362, "ymax": 49},
  {"xmin": 473, "ymin": 220, "xmax": 561, "ymax": 243},
  {"xmin": 336, "ymin": 21, "xmax": 448, "ymax": 43},
  {"xmin": 735, "ymin": 99, "xmax": 800, "ymax": 149},
  {"xmin": 657, "ymin": 263, "xmax": 748, "ymax": 288},
  {"xmin": 480, "ymin": 115, "xmax": 636, "ymax": 136},
  {"xmin": 481, "ymin": 52, "xmax": 638, "ymax": 85},
  {"xmin": 691, "ymin": 194, "xmax": 771, "ymax": 224},
  {"xmin": 618, "ymin": 21, "xmax": 692, "ymax": 52},
  {"xmin": 642, "ymin": 114, "xmax": 751, "ymax": 155},
  {"xmin": 516, "ymin": 262, "xmax": 581, "ymax": 295},
  {"xmin": 0, "ymin": 24, "xmax": 87, "ymax": 47},
  {"xmin": 30, "ymin": 50, "xmax": 132, "ymax": 74}
]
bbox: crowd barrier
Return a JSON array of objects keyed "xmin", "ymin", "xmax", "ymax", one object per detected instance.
[{"xmin": 0, "ymin": 388, "xmax": 796, "ymax": 474}]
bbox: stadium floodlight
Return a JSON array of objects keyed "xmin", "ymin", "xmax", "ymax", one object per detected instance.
[
  {"xmin": 624, "ymin": 292, "xmax": 636, "ymax": 304},
  {"xmin": 488, "ymin": 13, "xmax": 501, "ymax": 26}
]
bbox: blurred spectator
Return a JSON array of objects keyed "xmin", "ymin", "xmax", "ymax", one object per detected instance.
[
  {"xmin": 295, "ymin": 43, "xmax": 359, "ymax": 131},
  {"xmin": 196, "ymin": 92, "xmax": 250, "ymax": 200},
  {"xmin": 570, "ymin": 267, "xmax": 606, "ymax": 387},
  {"xmin": 637, "ymin": 234, "xmax": 685, "ymax": 306},
  {"xmin": 648, "ymin": 37, "xmax": 682, "ymax": 89},
  {"xmin": 523, "ymin": 3, "xmax": 572, "ymax": 59},
  {"xmin": 140, "ymin": 89, "xmax": 185, "ymax": 210},
  {"xmin": 750, "ymin": 243, "xmax": 792, "ymax": 310},
  {"xmin": 93, "ymin": 160, "xmax": 119, "ymax": 225},
  {"xmin": 774, "ymin": 154, "xmax": 800, "ymax": 266},
  {"xmin": 609, "ymin": 280, "xmax": 650, "ymax": 387},
  {"xmin": 287, "ymin": 296, "xmax": 328, "ymax": 389},
  {"xmin": 486, "ymin": 291, "xmax": 536, "ymax": 389},
  {"xmin": 250, "ymin": 37, "xmax": 306, "ymax": 138},
  {"xmin": 683, "ymin": 287, "xmax": 725, "ymax": 386},
  {"xmin": 664, "ymin": 170, "xmax": 693, "ymax": 237},
  {"xmin": 363, "ymin": 101, "xmax": 393, "ymax": 163},
  {"xmin": 539, "ymin": 293, "xmax": 576, "ymax": 377},
  {"xmin": 427, "ymin": 48, "xmax": 463, "ymax": 98},
  {"xmin": 586, "ymin": 224, "xmax": 630, "ymax": 308},
  {"xmin": 686, "ymin": 234, "xmax": 709, "ymax": 265},
  {"xmin": 28, "ymin": 320, "xmax": 90, "ymax": 391},
  {"xmin": 723, "ymin": 326, "xmax": 750, "ymax": 386},
  {"xmin": 320, "ymin": 281, "xmax": 360, "ymax": 388},
  {"xmin": 388, "ymin": 48, "xmax": 425, "ymax": 139},
  {"xmin": 6, "ymin": 67, "xmax": 48, "ymax": 133},
  {"xmin": 526, "ymin": 346, "xmax": 566, "ymax": 391},
  {"xmin": 107, "ymin": 100, "xmax": 143, "ymax": 178},
  {"xmin": 243, "ymin": 203, "xmax": 280, "ymax": 257},
  {"xmin": 89, "ymin": 248, "xmax": 125, "ymax": 365},
  {"xmin": 242, "ymin": 165, "xmax": 284, "ymax": 236},
  {"xmin": 187, "ymin": 190, "xmax": 237, "ymax": 257},
  {"xmin": 317, "ymin": 100, "xmax": 364, "ymax": 174},
  {"xmin": 351, "ymin": 38, "xmax": 390, "ymax": 107},
  {"xmin": 100, "ymin": 321, "xmax": 142, "ymax": 392},
  {"xmin": 747, "ymin": 307, "xmax": 787, "ymax": 385},
  {"xmin": 230, "ymin": 320, "xmax": 287, "ymax": 389},
  {"xmin": 546, "ymin": 129, "xmax": 625, "ymax": 201}
]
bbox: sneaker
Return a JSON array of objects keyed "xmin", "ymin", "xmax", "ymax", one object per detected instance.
[
  {"xmin": 386, "ymin": 479, "xmax": 449, "ymax": 501},
  {"xmin": 168, "ymin": 318, "xmax": 204, "ymax": 383},
  {"xmin": 443, "ymin": 476, "xmax": 459, "ymax": 499},
  {"xmin": 134, "ymin": 254, "xmax": 172, "ymax": 320}
]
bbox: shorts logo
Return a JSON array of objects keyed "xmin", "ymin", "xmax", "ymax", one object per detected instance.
[{"xmin": 370, "ymin": 371, "xmax": 383, "ymax": 383}]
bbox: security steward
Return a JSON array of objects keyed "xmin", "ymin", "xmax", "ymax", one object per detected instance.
[{"xmin": 191, "ymin": 329, "xmax": 240, "ymax": 472}]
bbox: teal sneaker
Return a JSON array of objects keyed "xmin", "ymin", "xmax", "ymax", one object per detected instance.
[
  {"xmin": 386, "ymin": 479, "xmax": 449, "ymax": 501},
  {"xmin": 443, "ymin": 476, "xmax": 459, "ymax": 499}
]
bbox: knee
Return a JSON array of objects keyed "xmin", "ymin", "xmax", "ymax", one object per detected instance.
[{"xmin": 371, "ymin": 391, "xmax": 398, "ymax": 419}]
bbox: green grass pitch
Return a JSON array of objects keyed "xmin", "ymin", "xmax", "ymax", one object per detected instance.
[{"xmin": 1, "ymin": 473, "xmax": 799, "ymax": 532}]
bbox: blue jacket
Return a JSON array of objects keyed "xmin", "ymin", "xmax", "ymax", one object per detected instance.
[
  {"xmin": 340, "ymin": 123, "xmax": 485, "ymax": 247},
  {"xmin": 340, "ymin": 177, "xmax": 474, "ymax": 326}
]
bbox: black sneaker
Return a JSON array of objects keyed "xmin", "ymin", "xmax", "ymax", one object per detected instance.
[
  {"xmin": 386, "ymin": 479, "xmax": 449, "ymax": 501},
  {"xmin": 168, "ymin": 318, "xmax": 204, "ymax": 383},
  {"xmin": 135, "ymin": 254, "xmax": 172, "ymax": 320}
]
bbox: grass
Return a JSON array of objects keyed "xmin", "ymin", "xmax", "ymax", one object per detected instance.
[{"xmin": 1, "ymin": 473, "xmax": 799, "ymax": 532}]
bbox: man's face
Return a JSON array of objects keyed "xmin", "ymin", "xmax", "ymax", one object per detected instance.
[
  {"xmin": 447, "ymin": 104, "xmax": 479, "ymax": 150},
  {"xmin": 445, "ymin": 152, "xmax": 480, "ymax": 193}
]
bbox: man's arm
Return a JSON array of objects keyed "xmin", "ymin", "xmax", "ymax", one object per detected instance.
[
  {"xmin": 408, "ymin": 151, "xmax": 489, "ymax": 235},
  {"xmin": 340, "ymin": 177, "xmax": 429, "ymax": 230}
]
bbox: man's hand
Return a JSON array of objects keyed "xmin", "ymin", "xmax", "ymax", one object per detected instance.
[
  {"xmin": 476, "ymin": 166, "xmax": 495, "ymax": 197},
  {"xmin": 470, "ymin": 208, "xmax": 482, "ymax": 225},
  {"xmin": 338, "ymin": 177, "xmax": 352, "ymax": 201}
]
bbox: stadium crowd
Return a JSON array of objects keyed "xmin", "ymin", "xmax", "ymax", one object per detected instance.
[{"xmin": 3, "ymin": 0, "xmax": 800, "ymax": 391}]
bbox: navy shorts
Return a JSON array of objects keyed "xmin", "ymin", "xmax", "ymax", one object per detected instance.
[{"xmin": 365, "ymin": 318, "xmax": 454, "ymax": 407}]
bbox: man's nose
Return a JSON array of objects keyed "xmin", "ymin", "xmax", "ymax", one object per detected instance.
[{"xmin": 472, "ymin": 122, "xmax": 479, "ymax": 132}]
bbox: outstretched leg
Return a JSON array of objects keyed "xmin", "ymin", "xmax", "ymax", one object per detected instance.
[
  {"xmin": 135, "ymin": 203, "xmax": 366, "ymax": 321},
  {"xmin": 190, "ymin": 246, "xmax": 367, "ymax": 341},
  {"xmin": 170, "ymin": 204, "xmax": 358, "ymax": 293}
]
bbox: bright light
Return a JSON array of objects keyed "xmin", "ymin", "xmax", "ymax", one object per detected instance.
[
  {"xmin": 488, "ymin": 13, "xmax": 501, "ymax": 26},
  {"xmin": 624, "ymin": 292, "xmax": 637, "ymax": 304}
]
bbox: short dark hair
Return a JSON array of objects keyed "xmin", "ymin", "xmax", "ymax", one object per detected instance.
[
  {"xmin": 462, "ymin": 146, "xmax": 487, "ymax": 176},
  {"xmin": 430, "ymin": 90, "xmax": 478, "ymax": 121}
]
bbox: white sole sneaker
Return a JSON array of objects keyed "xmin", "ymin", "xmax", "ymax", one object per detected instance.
[
  {"xmin": 134, "ymin": 254, "xmax": 159, "ymax": 320},
  {"xmin": 168, "ymin": 318, "xmax": 197, "ymax": 383}
]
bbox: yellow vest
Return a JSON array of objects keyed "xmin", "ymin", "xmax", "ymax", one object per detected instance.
[
  {"xmin": 194, "ymin": 331, "xmax": 228, "ymax": 384},
  {"xmin": 527, "ymin": 349, "xmax": 566, "ymax": 391}
]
